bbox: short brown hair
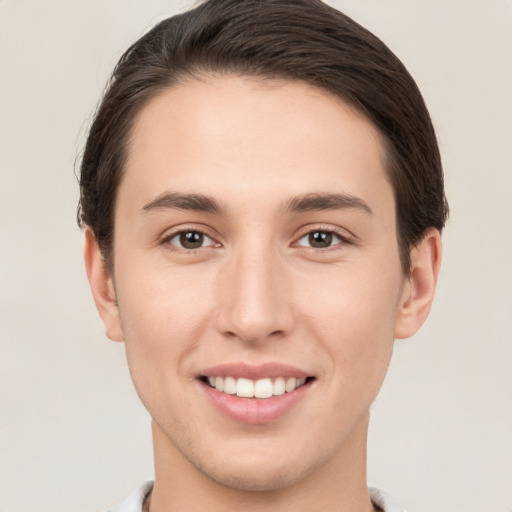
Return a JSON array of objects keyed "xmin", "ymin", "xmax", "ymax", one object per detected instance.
[{"xmin": 78, "ymin": 0, "xmax": 449, "ymax": 272}]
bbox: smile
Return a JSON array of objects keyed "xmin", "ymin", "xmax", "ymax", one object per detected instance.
[
  {"xmin": 198, "ymin": 363, "xmax": 314, "ymax": 424},
  {"xmin": 205, "ymin": 376, "xmax": 308, "ymax": 398}
]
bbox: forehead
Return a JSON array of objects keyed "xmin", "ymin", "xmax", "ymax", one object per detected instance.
[{"xmin": 121, "ymin": 75, "xmax": 392, "ymax": 216}]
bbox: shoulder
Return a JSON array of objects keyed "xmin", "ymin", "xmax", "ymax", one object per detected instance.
[
  {"xmin": 106, "ymin": 480, "xmax": 154, "ymax": 512},
  {"xmin": 369, "ymin": 487, "xmax": 407, "ymax": 512}
]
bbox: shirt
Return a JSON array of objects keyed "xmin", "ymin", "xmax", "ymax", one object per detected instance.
[{"xmin": 107, "ymin": 480, "xmax": 406, "ymax": 511}]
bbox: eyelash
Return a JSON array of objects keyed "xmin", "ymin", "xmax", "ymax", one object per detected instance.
[
  {"xmin": 161, "ymin": 227, "xmax": 218, "ymax": 253},
  {"xmin": 294, "ymin": 228, "xmax": 353, "ymax": 251},
  {"xmin": 160, "ymin": 226, "xmax": 353, "ymax": 253}
]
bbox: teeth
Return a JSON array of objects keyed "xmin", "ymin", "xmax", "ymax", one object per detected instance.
[
  {"xmin": 273, "ymin": 377, "xmax": 285, "ymax": 396},
  {"xmin": 206, "ymin": 376, "xmax": 308, "ymax": 398},
  {"xmin": 285, "ymin": 377, "xmax": 296, "ymax": 393},
  {"xmin": 236, "ymin": 378, "xmax": 254, "ymax": 398},
  {"xmin": 215, "ymin": 376, "xmax": 224, "ymax": 392},
  {"xmin": 254, "ymin": 378, "xmax": 273, "ymax": 398},
  {"xmin": 224, "ymin": 376, "xmax": 237, "ymax": 394}
]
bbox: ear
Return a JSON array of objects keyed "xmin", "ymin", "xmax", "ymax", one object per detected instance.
[
  {"xmin": 394, "ymin": 228, "xmax": 442, "ymax": 339},
  {"xmin": 84, "ymin": 228, "xmax": 124, "ymax": 342}
]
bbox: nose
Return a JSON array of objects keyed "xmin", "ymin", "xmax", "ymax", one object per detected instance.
[{"xmin": 215, "ymin": 244, "xmax": 295, "ymax": 344}]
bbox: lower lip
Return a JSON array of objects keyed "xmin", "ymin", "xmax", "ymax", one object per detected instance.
[{"xmin": 200, "ymin": 380, "xmax": 312, "ymax": 425}]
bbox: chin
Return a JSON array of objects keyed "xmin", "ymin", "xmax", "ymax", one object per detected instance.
[
  {"xmin": 198, "ymin": 459, "xmax": 311, "ymax": 492},
  {"xmin": 186, "ymin": 440, "xmax": 327, "ymax": 493}
]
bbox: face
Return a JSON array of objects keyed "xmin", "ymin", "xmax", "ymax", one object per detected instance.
[{"xmin": 87, "ymin": 75, "xmax": 434, "ymax": 492}]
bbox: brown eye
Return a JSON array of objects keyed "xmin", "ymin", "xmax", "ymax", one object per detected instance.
[
  {"xmin": 296, "ymin": 230, "xmax": 343, "ymax": 249},
  {"xmin": 309, "ymin": 231, "xmax": 333, "ymax": 248},
  {"xmin": 167, "ymin": 230, "xmax": 214, "ymax": 250},
  {"xmin": 180, "ymin": 231, "xmax": 204, "ymax": 249}
]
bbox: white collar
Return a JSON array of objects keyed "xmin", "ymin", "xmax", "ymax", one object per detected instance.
[{"xmin": 107, "ymin": 481, "xmax": 406, "ymax": 512}]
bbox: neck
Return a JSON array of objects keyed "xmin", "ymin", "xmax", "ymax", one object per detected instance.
[{"xmin": 148, "ymin": 412, "xmax": 375, "ymax": 512}]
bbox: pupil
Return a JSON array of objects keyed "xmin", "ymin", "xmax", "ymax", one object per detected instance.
[
  {"xmin": 309, "ymin": 231, "xmax": 332, "ymax": 248},
  {"xmin": 180, "ymin": 231, "xmax": 203, "ymax": 249}
]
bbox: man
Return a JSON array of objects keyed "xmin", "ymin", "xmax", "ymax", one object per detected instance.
[{"xmin": 78, "ymin": 1, "xmax": 448, "ymax": 510}]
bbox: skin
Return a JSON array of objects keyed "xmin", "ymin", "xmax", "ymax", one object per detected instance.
[{"xmin": 85, "ymin": 75, "xmax": 441, "ymax": 512}]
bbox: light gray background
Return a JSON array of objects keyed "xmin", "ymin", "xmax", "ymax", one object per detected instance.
[{"xmin": 1, "ymin": 1, "xmax": 511, "ymax": 511}]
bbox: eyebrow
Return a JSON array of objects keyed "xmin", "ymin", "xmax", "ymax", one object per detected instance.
[
  {"xmin": 141, "ymin": 191, "xmax": 372, "ymax": 217},
  {"xmin": 141, "ymin": 192, "xmax": 227, "ymax": 215},
  {"xmin": 284, "ymin": 193, "xmax": 373, "ymax": 215}
]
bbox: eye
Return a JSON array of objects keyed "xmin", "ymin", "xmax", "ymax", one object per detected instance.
[
  {"xmin": 165, "ymin": 230, "xmax": 216, "ymax": 250},
  {"xmin": 296, "ymin": 230, "xmax": 345, "ymax": 249}
]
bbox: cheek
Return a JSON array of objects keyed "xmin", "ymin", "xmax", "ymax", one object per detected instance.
[
  {"xmin": 299, "ymin": 261, "xmax": 401, "ymax": 331},
  {"xmin": 115, "ymin": 263, "xmax": 221, "ymax": 433},
  {"xmin": 115, "ymin": 261, "xmax": 216, "ymax": 378},
  {"xmin": 296, "ymin": 263, "xmax": 401, "ymax": 381}
]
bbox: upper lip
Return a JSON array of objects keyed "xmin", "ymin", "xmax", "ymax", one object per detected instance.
[{"xmin": 200, "ymin": 362, "xmax": 311, "ymax": 380}]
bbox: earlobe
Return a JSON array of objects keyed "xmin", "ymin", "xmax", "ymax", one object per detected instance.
[
  {"xmin": 394, "ymin": 228, "xmax": 442, "ymax": 340},
  {"xmin": 84, "ymin": 228, "xmax": 124, "ymax": 342}
]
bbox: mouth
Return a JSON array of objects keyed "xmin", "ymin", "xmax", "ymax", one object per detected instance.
[
  {"xmin": 197, "ymin": 364, "xmax": 315, "ymax": 424},
  {"xmin": 200, "ymin": 375, "xmax": 314, "ymax": 398}
]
